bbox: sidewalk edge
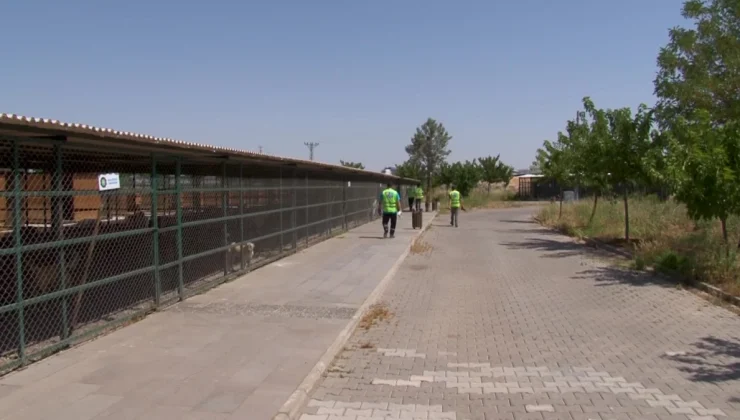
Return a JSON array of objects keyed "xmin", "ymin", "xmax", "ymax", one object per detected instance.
[{"xmin": 271, "ymin": 213, "xmax": 436, "ymax": 420}]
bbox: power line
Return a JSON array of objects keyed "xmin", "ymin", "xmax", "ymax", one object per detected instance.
[{"xmin": 304, "ymin": 142, "xmax": 319, "ymax": 161}]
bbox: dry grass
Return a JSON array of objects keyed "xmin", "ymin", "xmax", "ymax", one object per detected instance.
[
  {"xmin": 410, "ymin": 237, "xmax": 432, "ymax": 255},
  {"xmin": 537, "ymin": 196, "xmax": 740, "ymax": 297},
  {"xmin": 359, "ymin": 302, "xmax": 393, "ymax": 331},
  {"xmin": 435, "ymin": 186, "xmax": 543, "ymax": 214}
]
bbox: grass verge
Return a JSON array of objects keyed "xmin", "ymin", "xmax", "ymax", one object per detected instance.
[{"xmin": 536, "ymin": 195, "xmax": 740, "ymax": 297}]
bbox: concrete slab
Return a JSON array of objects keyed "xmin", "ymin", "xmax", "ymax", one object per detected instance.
[{"xmin": 0, "ymin": 213, "xmax": 433, "ymax": 420}]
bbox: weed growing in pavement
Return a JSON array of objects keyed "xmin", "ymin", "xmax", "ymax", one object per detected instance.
[
  {"xmin": 410, "ymin": 238, "xmax": 432, "ymax": 255},
  {"xmin": 359, "ymin": 303, "xmax": 393, "ymax": 331},
  {"xmin": 358, "ymin": 341, "xmax": 375, "ymax": 349}
]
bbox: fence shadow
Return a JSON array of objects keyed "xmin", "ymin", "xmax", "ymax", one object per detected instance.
[{"xmin": 661, "ymin": 336, "xmax": 740, "ymax": 383}]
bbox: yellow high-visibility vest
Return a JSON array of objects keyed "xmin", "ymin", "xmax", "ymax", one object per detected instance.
[{"xmin": 449, "ymin": 190, "xmax": 461, "ymax": 208}]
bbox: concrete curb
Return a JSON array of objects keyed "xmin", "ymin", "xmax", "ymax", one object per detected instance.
[{"xmin": 271, "ymin": 212, "xmax": 437, "ymax": 420}]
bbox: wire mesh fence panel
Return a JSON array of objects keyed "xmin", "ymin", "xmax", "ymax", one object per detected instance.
[{"xmin": 0, "ymin": 135, "xmax": 414, "ymax": 374}]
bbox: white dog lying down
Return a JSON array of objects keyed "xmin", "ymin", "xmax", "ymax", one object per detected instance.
[{"xmin": 229, "ymin": 242, "xmax": 255, "ymax": 269}]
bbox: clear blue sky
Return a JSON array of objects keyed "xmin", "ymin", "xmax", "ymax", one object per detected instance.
[{"xmin": 2, "ymin": 1, "xmax": 686, "ymax": 171}]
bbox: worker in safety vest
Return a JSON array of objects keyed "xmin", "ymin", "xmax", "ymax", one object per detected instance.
[
  {"xmin": 448, "ymin": 184, "xmax": 463, "ymax": 227},
  {"xmin": 414, "ymin": 184, "xmax": 424, "ymax": 212},
  {"xmin": 378, "ymin": 182, "xmax": 401, "ymax": 238}
]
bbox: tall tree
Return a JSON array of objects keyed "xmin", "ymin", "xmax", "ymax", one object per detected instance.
[
  {"xmin": 667, "ymin": 112, "xmax": 739, "ymax": 248},
  {"xmin": 449, "ymin": 160, "xmax": 481, "ymax": 197},
  {"xmin": 654, "ymin": 0, "xmax": 740, "ymax": 248},
  {"xmin": 562, "ymin": 98, "xmax": 612, "ymax": 226},
  {"xmin": 394, "ymin": 159, "xmax": 423, "ymax": 182},
  {"xmin": 434, "ymin": 162, "xmax": 454, "ymax": 189},
  {"xmin": 536, "ymin": 139, "xmax": 571, "ymax": 218},
  {"xmin": 339, "ymin": 160, "xmax": 365, "ymax": 170},
  {"xmin": 495, "ymin": 161, "xmax": 515, "ymax": 189},
  {"xmin": 405, "ymin": 118, "xmax": 452, "ymax": 206},
  {"xmin": 605, "ymin": 105, "xmax": 655, "ymax": 242},
  {"xmin": 478, "ymin": 155, "xmax": 501, "ymax": 194}
]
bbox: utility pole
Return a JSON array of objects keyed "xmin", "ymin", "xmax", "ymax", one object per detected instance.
[{"xmin": 304, "ymin": 142, "xmax": 319, "ymax": 161}]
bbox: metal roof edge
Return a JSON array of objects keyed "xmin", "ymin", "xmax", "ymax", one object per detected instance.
[{"xmin": 0, "ymin": 113, "xmax": 418, "ymax": 183}]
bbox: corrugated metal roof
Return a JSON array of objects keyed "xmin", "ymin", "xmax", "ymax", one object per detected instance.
[{"xmin": 0, "ymin": 113, "xmax": 416, "ymax": 182}]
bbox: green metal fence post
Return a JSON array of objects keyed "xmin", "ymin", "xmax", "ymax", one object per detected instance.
[
  {"xmin": 11, "ymin": 140, "xmax": 26, "ymax": 365},
  {"xmin": 53, "ymin": 144, "xmax": 70, "ymax": 339},
  {"xmin": 222, "ymin": 162, "xmax": 229, "ymax": 276},
  {"xmin": 326, "ymin": 180, "xmax": 331, "ymax": 236},
  {"xmin": 304, "ymin": 174, "xmax": 309, "ymax": 247},
  {"xmin": 151, "ymin": 155, "xmax": 161, "ymax": 306},
  {"xmin": 342, "ymin": 177, "xmax": 347, "ymax": 231},
  {"xmin": 175, "ymin": 158, "xmax": 184, "ymax": 300},
  {"xmin": 239, "ymin": 164, "xmax": 245, "ymax": 271},
  {"xmin": 292, "ymin": 171, "xmax": 297, "ymax": 250},
  {"xmin": 279, "ymin": 167, "xmax": 284, "ymax": 253}
]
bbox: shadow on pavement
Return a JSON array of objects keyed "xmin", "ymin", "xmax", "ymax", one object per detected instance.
[
  {"xmin": 498, "ymin": 228, "xmax": 565, "ymax": 236},
  {"xmin": 573, "ymin": 265, "xmax": 675, "ymax": 289},
  {"xmin": 500, "ymin": 237, "xmax": 602, "ymax": 259},
  {"xmin": 498, "ymin": 219, "xmax": 537, "ymax": 224},
  {"xmin": 358, "ymin": 236, "xmax": 385, "ymax": 240},
  {"xmin": 662, "ymin": 336, "xmax": 740, "ymax": 384}
]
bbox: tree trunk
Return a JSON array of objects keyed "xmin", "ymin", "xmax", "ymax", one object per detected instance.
[
  {"xmin": 487, "ymin": 183, "xmax": 491, "ymax": 195},
  {"xmin": 623, "ymin": 190, "xmax": 630, "ymax": 243},
  {"xmin": 721, "ymin": 216, "xmax": 729, "ymax": 258},
  {"xmin": 588, "ymin": 194, "xmax": 599, "ymax": 226},
  {"xmin": 558, "ymin": 187, "xmax": 563, "ymax": 219},
  {"xmin": 426, "ymin": 174, "xmax": 432, "ymax": 208}
]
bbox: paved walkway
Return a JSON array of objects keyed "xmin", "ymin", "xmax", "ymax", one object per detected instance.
[
  {"xmin": 0, "ymin": 212, "xmax": 433, "ymax": 420},
  {"xmin": 300, "ymin": 208, "xmax": 740, "ymax": 420}
]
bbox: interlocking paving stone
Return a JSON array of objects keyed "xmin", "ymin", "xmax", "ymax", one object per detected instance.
[{"xmin": 300, "ymin": 209, "xmax": 740, "ymax": 420}]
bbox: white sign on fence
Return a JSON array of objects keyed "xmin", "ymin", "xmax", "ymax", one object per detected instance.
[
  {"xmin": 98, "ymin": 173, "xmax": 121, "ymax": 191},
  {"xmin": 347, "ymin": 181, "xmax": 351, "ymax": 187}
]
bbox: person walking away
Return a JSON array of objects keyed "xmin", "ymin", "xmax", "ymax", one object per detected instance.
[
  {"xmin": 378, "ymin": 183, "xmax": 401, "ymax": 238},
  {"xmin": 414, "ymin": 184, "xmax": 424, "ymax": 212},
  {"xmin": 449, "ymin": 184, "xmax": 462, "ymax": 227}
]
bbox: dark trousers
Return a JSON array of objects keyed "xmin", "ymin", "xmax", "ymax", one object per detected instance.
[
  {"xmin": 450, "ymin": 207, "xmax": 459, "ymax": 227},
  {"xmin": 414, "ymin": 198, "xmax": 423, "ymax": 211},
  {"xmin": 382, "ymin": 212, "xmax": 398, "ymax": 235},
  {"xmin": 408, "ymin": 197, "xmax": 414, "ymax": 212}
]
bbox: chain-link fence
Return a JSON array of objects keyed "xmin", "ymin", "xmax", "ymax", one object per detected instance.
[{"xmin": 0, "ymin": 134, "xmax": 414, "ymax": 374}]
